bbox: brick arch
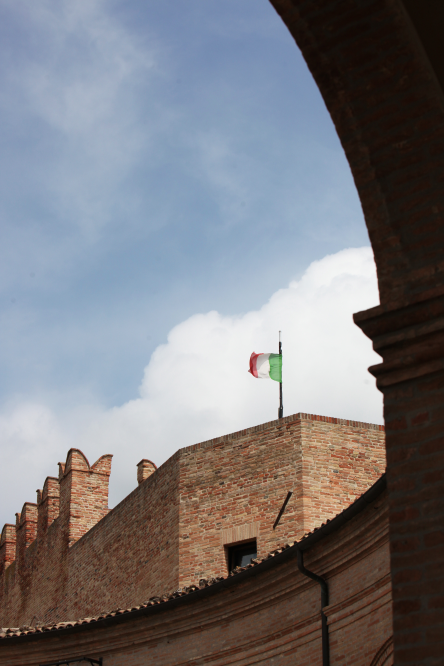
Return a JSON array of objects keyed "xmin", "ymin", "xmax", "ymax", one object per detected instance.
[
  {"xmin": 268, "ymin": 1, "xmax": 444, "ymax": 663},
  {"xmin": 270, "ymin": 0, "xmax": 444, "ymax": 305},
  {"xmin": 370, "ymin": 637, "xmax": 394, "ymax": 666}
]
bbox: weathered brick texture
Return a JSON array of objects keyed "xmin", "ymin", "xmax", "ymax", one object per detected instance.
[
  {"xmin": 14, "ymin": 504, "xmax": 37, "ymax": 573},
  {"xmin": 0, "ymin": 0, "xmax": 441, "ymax": 660},
  {"xmin": 266, "ymin": 1, "xmax": 444, "ymax": 662},
  {"xmin": 178, "ymin": 413, "xmax": 385, "ymax": 586},
  {"xmin": 0, "ymin": 526, "xmax": 16, "ymax": 577},
  {"xmin": 36, "ymin": 477, "xmax": 59, "ymax": 540},
  {"xmin": 136, "ymin": 459, "xmax": 157, "ymax": 485},
  {"xmin": 59, "ymin": 449, "xmax": 112, "ymax": 547},
  {"xmin": 0, "ymin": 485, "xmax": 392, "ymax": 666},
  {"xmin": 0, "ymin": 413, "xmax": 385, "ymax": 628},
  {"xmin": 0, "ymin": 447, "xmax": 180, "ymax": 626}
]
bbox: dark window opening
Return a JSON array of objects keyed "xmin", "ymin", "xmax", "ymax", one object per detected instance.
[{"xmin": 227, "ymin": 540, "xmax": 257, "ymax": 572}]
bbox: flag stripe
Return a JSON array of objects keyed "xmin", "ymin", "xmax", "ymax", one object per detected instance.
[
  {"xmin": 249, "ymin": 352, "xmax": 260, "ymax": 377},
  {"xmin": 268, "ymin": 353, "xmax": 282, "ymax": 382},
  {"xmin": 256, "ymin": 353, "xmax": 271, "ymax": 378}
]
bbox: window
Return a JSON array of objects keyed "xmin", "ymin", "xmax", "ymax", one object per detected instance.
[{"xmin": 227, "ymin": 540, "xmax": 257, "ymax": 572}]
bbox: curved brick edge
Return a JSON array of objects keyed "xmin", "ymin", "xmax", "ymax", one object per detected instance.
[
  {"xmin": 370, "ymin": 637, "xmax": 394, "ymax": 666},
  {"xmin": 0, "ymin": 473, "xmax": 386, "ymax": 640},
  {"xmin": 266, "ymin": 1, "xmax": 444, "ymax": 662}
]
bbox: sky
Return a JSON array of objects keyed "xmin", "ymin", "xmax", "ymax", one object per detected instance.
[{"xmin": 0, "ymin": 0, "xmax": 383, "ymax": 528}]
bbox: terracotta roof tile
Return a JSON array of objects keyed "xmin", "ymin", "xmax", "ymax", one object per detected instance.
[
  {"xmin": 0, "ymin": 541, "xmax": 300, "ymax": 640},
  {"xmin": 0, "ymin": 473, "xmax": 386, "ymax": 640}
]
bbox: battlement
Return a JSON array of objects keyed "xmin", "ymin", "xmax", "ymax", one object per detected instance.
[
  {"xmin": 58, "ymin": 448, "xmax": 113, "ymax": 546},
  {"xmin": 36, "ymin": 476, "xmax": 60, "ymax": 539},
  {"xmin": 0, "ymin": 448, "xmax": 113, "ymax": 583},
  {"xmin": 137, "ymin": 459, "xmax": 157, "ymax": 485},
  {"xmin": 0, "ymin": 412, "xmax": 386, "ymax": 628},
  {"xmin": 0, "ymin": 524, "xmax": 16, "ymax": 576}
]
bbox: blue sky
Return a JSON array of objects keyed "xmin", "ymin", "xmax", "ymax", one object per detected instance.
[{"xmin": 0, "ymin": 1, "xmax": 382, "ymax": 526}]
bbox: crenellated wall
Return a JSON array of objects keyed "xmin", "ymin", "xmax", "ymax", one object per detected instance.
[
  {"xmin": 0, "ymin": 413, "xmax": 385, "ymax": 627},
  {"xmin": 0, "ymin": 525, "xmax": 16, "ymax": 577},
  {"xmin": 36, "ymin": 477, "xmax": 59, "ymax": 540},
  {"xmin": 0, "ymin": 448, "xmax": 113, "ymax": 626},
  {"xmin": 0, "ymin": 479, "xmax": 393, "ymax": 666},
  {"xmin": 58, "ymin": 449, "xmax": 112, "ymax": 547},
  {"xmin": 0, "ymin": 445, "xmax": 179, "ymax": 627}
]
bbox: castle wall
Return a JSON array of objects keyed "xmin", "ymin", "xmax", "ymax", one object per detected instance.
[
  {"xmin": 0, "ymin": 525, "xmax": 15, "ymax": 577},
  {"xmin": 298, "ymin": 416, "xmax": 386, "ymax": 532},
  {"xmin": 177, "ymin": 416, "xmax": 303, "ymax": 586},
  {"xmin": 0, "ymin": 450, "xmax": 115, "ymax": 626},
  {"xmin": 177, "ymin": 413, "xmax": 385, "ymax": 586},
  {"xmin": 63, "ymin": 450, "xmax": 180, "ymax": 620},
  {"xmin": 0, "ymin": 413, "xmax": 385, "ymax": 627},
  {"xmin": 0, "ymin": 485, "xmax": 392, "ymax": 666},
  {"xmin": 0, "ymin": 450, "xmax": 179, "ymax": 626},
  {"xmin": 266, "ymin": 0, "xmax": 444, "ymax": 660}
]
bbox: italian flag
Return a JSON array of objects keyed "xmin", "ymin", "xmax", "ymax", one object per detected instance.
[{"xmin": 249, "ymin": 352, "xmax": 282, "ymax": 382}]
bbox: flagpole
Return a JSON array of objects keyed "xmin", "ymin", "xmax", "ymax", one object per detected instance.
[{"xmin": 278, "ymin": 331, "xmax": 283, "ymax": 419}]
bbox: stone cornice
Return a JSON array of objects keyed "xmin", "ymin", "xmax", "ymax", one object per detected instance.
[{"xmin": 354, "ymin": 290, "xmax": 444, "ymax": 388}]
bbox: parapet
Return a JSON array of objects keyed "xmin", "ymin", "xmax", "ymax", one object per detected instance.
[
  {"xmin": 137, "ymin": 459, "xmax": 157, "ymax": 485},
  {"xmin": 59, "ymin": 449, "xmax": 113, "ymax": 546},
  {"xmin": 64, "ymin": 448, "xmax": 112, "ymax": 476},
  {"xmin": 0, "ymin": 525, "xmax": 16, "ymax": 576},
  {"xmin": 36, "ymin": 476, "xmax": 60, "ymax": 538},
  {"xmin": 0, "ymin": 448, "xmax": 113, "ymax": 578},
  {"xmin": 15, "ymin": 502, "xmax": 38, "ymax": 569}
]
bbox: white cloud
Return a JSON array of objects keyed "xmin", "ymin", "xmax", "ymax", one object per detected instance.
[{"xmin": 0, "ymin": 247, "xmax": 382, "ymax": 526}]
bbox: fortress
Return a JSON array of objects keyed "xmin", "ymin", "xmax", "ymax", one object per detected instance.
[
  {"xmin": 0, "ymin": 413, "xmax": 392, "ymax": 665},
  {"xmin": 1, "ymin": 0, "xmax": 443, "ymax": 659}
]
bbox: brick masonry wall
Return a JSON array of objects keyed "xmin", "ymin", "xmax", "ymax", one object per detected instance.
[
  {"xmin": 0, "ymin": 413, "xmax": 384, "ymax": 627},
  {"xmin": 267, "ymin": 1, "xmax": 444, "ymax": 662},
  {"xmin": 299, "ymin": 417, "xmax": 386, "ymax": 533},
  {"xmin": 0, "ymin": 0, "xmax": 441, "ymax": 659},
  {"xmin": 178, "ymin": 415, "xmax": 304, "ymax": 586},
  {"xmin": 0, "ymin": 525, "xmax": 16, "ymax": 577},
  {"xmin": 59, "ymin": 450, "xmax": 112, "ymax": 547},
  {"xmin": 62, "ymin": 450, "xmax": 180, "ymax": 620},
  {"xmin": 0, "ymin": 450, "xmax": 180, "ymax": 626},
  {"xmin": 178, "ymin": 413, "xmax": 385, "ymax": 587},
  {"xmin": 0, "ymin": 488, "xmax": 392, "ymax": 666}
]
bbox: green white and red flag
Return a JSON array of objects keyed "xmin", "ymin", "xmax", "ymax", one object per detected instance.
[{"xmin": 249, "ymin": 352, "xmax": 282, "ymax": 382}]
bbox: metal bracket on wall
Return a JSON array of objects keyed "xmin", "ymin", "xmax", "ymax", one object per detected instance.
[
  {"xmin": 273, "ymin": 491, "xmax": 293, "ymax": 529},
  {"xmin": 39, "ymin": 658, "xmax": 102, "ymax": 666}
]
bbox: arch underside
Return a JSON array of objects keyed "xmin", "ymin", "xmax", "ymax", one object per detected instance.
[
  {"xmin": 268, "ymin": 0, "xmax": 444, "ymax": 663},
  {"xmin": 370, "ymin": 637, "xmax": 394, "ymax": 666}
]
